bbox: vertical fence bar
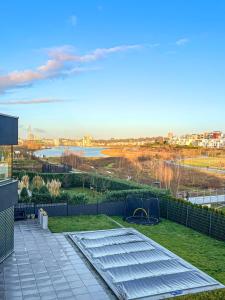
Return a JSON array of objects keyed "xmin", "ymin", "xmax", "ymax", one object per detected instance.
[
  {"xmin": 97, "ymin": 198, "xmax": 99, "ymax": 215},
  {"xmin": 186, "ymin": 205, "xmax": 189, "ymax": 227},
  {"xmin": 209, "ymin": 211, "xmax": 212, "ymax": 236},
  {"xmin": 166, "ymin": 199, "xmax": 169, "ymax": 219}
]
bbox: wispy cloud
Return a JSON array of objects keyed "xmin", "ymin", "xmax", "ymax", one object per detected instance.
[
  {"xmin": 68, "ymin": 15, "xmax": 77, "ymax": 27},
  {"xmin": 0, "ymin": 44, "xmax": 141, "ymax": 94},
  {"xmin": 0, "ymin": 98, "xmax": 67, "ymax": 105},
  {"xmin": 176, "ymin": 38, "xmax": 190, "ymax": 46}
]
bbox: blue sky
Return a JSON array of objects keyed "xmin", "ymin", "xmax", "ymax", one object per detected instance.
[{"xmin": 0, "ymin": 0, "xmax": 225, "ymax": 139}]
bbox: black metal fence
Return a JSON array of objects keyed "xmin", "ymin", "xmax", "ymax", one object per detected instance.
[
  {"xmin": 14, "ymin": 200, "xmax": 127, "ymax": 218},
  {"xmin": 159, "ymin": 198, "xmax": 225, "ymax": 241}
]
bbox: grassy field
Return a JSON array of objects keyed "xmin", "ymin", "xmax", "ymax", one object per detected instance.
[
  {"xmin": 49, "ymin": 215, "xmax": 225, "ymax": 298},
  {"xmin": 182, "ymin": 157, "xmax": 225, "ymax": 170}
]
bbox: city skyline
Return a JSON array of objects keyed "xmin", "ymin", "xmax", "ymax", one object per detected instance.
[{"xmin": 1, "ymin": 0, "xmax": 225, "ymax": 138}]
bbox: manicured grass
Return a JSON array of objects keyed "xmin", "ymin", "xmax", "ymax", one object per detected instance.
[
  {"xmin": 48, "ymin": 214, "xmax": 118, "ymax": 233},
  {"xmin": 48, "ymin": 215, "xmax": 225, "ymax": 299}
]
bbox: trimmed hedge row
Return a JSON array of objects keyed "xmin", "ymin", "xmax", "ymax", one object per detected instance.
[
  {"xmin": 19, "ymin": 190, "xmax": 89, "ymax": 205},
  {"xmin": 13, "ymin": 170, "xmax": 142, "ymax": 191}
]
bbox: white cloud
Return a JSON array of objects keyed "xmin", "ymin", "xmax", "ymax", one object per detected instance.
[
  {"xmin": 0, "ymin": 98, "xmax": 67, "ymax": 105},
  {"xmin": 176, "ymin": 38, "xmax": 190, "ymax": 46},
  {"xmin": 0, "ymin": 44, "xmax": 141, "ymax": 94}
]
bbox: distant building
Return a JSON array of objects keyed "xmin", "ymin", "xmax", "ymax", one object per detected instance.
[
  {"xmin": 82, "ymin": 135, "xmax": 93, "ymax": 147},
  {"xmin": 212, "ymin": 131, "xmax": 222, "ymax": 139},
  {"xmin": 167, "ymin": 132, "xmax": 174, "ymax": 140}
]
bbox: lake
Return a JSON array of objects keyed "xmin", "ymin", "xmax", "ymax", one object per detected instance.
[{"xmin": 33, "ymin": 146, "xmax": 108, "ymax": 158}]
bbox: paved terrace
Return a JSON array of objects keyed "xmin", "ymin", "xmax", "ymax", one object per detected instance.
[{"xmin": 0, "ymin": 220, "xmax": 116, "ymax": 300}]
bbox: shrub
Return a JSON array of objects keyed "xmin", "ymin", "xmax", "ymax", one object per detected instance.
[
  {"xmin": 69, "ymin": 193, "xmax": 89, "ymax": 205},
  {"xmin": 19, "ymin": 187, "xmax": 30, "ymax": 203},
  {"xmin": 18, "ymin": 175, "xmax": 30, "ymax": 191},
  {"xmin": 52, "ymin": 192, "xmax": 71, "ymax": 203},
  {"xmin": 32, "ymin": 175, "xmax": 44, "ymax": 190},
  {"xmin": 39, "ymin": 185, "xmax": 49, "ymax": 194},
  {"xmin": 32, "ymin": 185, "xmax": 51, "ymax": 204},
  {"xmin": 47, "ymin": 179, "xmax": 61, "ymax": 196}
]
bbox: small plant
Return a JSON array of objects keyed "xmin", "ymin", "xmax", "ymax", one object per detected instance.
[
  {"xmin": 32, "ymin": 175, "xmax": 45, "ymax": 190},
  {"xmin": 19, "ymin": 175, "xmax": 30, "ymax": 190},
  {"xmin": 47, "ymin": 179, "xmax": 61, "ymax": 197},
  {"xmin": 21, "ymin": 175, "xmax": 29, "ymax": 189}
]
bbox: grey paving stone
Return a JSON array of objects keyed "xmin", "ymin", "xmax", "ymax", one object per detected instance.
[
  {"xmin": 56, "ymin": 289, "xmax": 74, "ymax": 298},
  {"xmin": 2, "ymin": 220, "xmax": 116, "ymax": 300},
  {"xmin": 71, "ymin": 286, "xmax": 89, "ymax": 296},
  {"xmin": 74, "ymin": 293, "xmax": 93, "ymax": 300}
]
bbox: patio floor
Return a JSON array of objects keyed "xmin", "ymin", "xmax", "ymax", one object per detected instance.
[{"xmin": 0, "ymin": 220, "xmax": 116, "ymax": 300}]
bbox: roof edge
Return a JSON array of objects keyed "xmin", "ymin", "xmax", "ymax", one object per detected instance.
[{"xmin": 0, "ymin": 113, "xmax": 19, "ymax": 119}]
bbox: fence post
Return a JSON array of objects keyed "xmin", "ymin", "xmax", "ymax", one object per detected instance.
[
  {"xmin": 67, "ymin": 200, "xmax": 68, "ymax": 216},
  {"xmin": 97, "ymin": 198, "xmax": 99, "ymax": 215}
]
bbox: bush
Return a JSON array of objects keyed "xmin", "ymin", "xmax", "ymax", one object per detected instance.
[
  {"xmin": 69, "ymin": 193, "xmax": 89, "ymax": 205},
  {"xmin": 52, "ymin": 192, "xmax": 71, "ymax": 203},
  {"xmin": 32, "ymin": 175, "xmax": 44, "ymax": 190},
  {"xmin": 39, "ymin": 185, "xmax": 49, "ymax": 194},
  {"xmin": 19, "ymin": 187, "xmax": 30, "ymax": 203},
  {"xmin": 31, "ymin": 185, "xmax": 51, "ymax": 204}
]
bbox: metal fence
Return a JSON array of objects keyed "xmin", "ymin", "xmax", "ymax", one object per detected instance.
[
  {"xmin": 14, "ymin": 200, "xmax": 126, "ymax": 218},
  {"xmin": 159, "ymin": 198, "xmax": 225, "ymax": 241}
]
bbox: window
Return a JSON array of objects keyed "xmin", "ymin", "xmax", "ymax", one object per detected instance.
[{"xmin": 0, "ymin": 146, "xmax": 12, "ymax": 181}]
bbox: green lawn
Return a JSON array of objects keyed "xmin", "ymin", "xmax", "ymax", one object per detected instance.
[
  {"xmin": 48, "ymin": 215, "xmax": 225, "ymax": 299},
  {"xmin": 48, "ymin": 214, "xmax": 118, "ymax": 232},
  {"xmin": 62, "ymin": 187, "xmax": 103, "ymax": 203}
]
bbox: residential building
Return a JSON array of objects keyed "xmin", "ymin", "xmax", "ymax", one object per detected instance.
[{"xmin": 0, "ymin": 113, "xmax": 18, "ymax": 263}]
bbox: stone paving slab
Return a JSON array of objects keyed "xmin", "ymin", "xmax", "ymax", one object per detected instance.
[{"xmin": 0, "ymin": 220, "xmax": 116, "ymax": 300}]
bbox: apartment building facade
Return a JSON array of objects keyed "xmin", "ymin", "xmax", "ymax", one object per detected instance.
[{"xmin": 0, "ymin": 114, "xmax": 18, "ymax": 263}]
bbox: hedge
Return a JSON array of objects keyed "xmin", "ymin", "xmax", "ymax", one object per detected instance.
[{"xmin": 13, "ymin": 170, "xmax": 143, "ymax": 191}]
